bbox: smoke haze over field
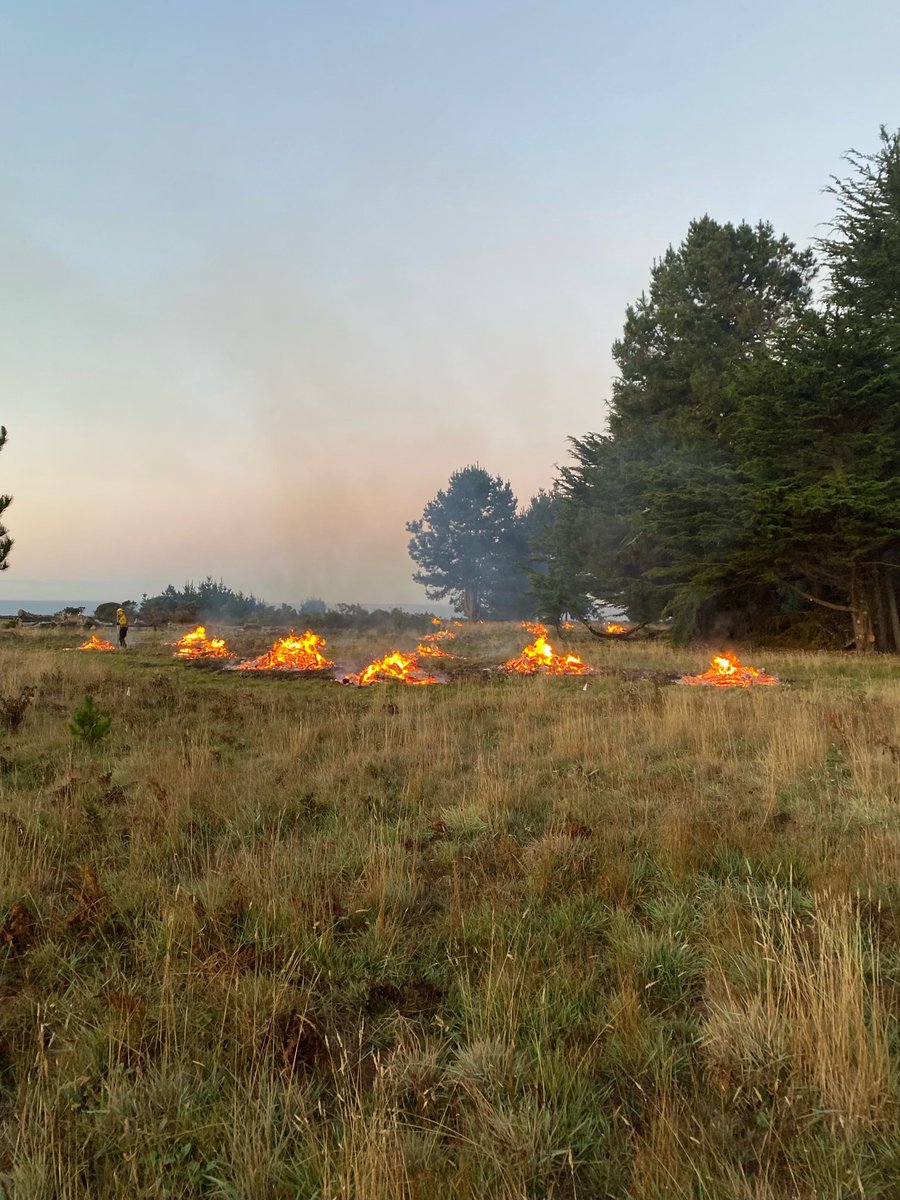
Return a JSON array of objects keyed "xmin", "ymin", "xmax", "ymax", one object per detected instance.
[{"xmin": 1, "ymin": 1, "xmax": 897, "ymax": 604}]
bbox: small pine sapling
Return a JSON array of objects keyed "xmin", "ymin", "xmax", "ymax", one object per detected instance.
[{"xmin": 70, "ymin": 694, "xmax": 111, "ymax": 746}]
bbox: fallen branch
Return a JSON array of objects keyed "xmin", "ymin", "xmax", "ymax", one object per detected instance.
[{"xmin": 579, "ymin": 618, "xmax": 651, "ymax": 640}]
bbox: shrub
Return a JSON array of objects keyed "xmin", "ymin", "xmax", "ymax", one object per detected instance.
[{"xmin": 0, "ymin": 685, "xmax": 34, "ymax": 733}]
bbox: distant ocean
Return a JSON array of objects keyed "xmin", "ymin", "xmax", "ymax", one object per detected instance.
[{"xmin": 0, "ymin": 600, "xmax": 105, "ymax": 616}]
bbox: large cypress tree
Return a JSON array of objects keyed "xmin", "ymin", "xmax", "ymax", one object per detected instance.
[
  {"xmin": 722, "ymin": 130, "xmax": 900, "ymax": 650},
  {"xmin": 551, "ymin": 218, "xmax": 815, "ymax": 634},
  {"xmin": 0, "ymin": 426, "xmax": 12, "ymax": 571},
  {"xmin": 727, "ymin": 310, "xmax": 900, "ymax": 650},
  {"xmin": 552, "ymin": 133, "xmax": 900, "ymax": 649}
]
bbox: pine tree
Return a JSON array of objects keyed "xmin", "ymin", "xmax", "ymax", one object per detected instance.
[{"xmin": 406, "ymin": 466, "xmax": 523, "ymax": 620}]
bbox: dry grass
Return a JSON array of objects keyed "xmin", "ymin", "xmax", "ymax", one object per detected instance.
[{"xmin": 0, "ymin": 624, "xmax": 898, "ymax": 1197}]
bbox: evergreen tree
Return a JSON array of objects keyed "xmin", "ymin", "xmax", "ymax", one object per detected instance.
[
  {"xmin": 711, "ymin": 131, "xmax": 900, "ymax": 651},
  {"xmin": 0, "ymin": 427, "xmax": 12, "ymax": 571},
  {"xmin": 527, "ymin": 484, "xmax": 598, "ymax": 625},
  {"xmin": 553, "ymin": 218, "xmax": 814, "ymax": 634},
  {"xmin": 814, "ymin": 128, "xmax": 900, "ymax": 648},
  {"xmin": 728, "ymin": 310, "xmax": 900, "ymax": 650},
  {"xmin": 406, "ymin": 466, "xmax": 522, "ymax": 620}
]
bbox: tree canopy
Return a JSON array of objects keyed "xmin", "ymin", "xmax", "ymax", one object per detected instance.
[
  {"xmin": 406, "ymin": 466, "xmax": 540, "ymax": 620},
  {"xmin": 541, "ymin": 217, "xmax": 815, "ymax": 634},
  {"xmin": 522, "ymin": 130, "xmax": 900, "ymax": 649}
]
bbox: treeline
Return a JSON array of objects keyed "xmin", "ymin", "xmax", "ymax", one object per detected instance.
[
  {"xmin": 109, "ymin": 580, "xmax": 434, "ymax": 634},
  {"xmin": 408, "ymin": 129, "xmax": 900, "ymax": 650}
]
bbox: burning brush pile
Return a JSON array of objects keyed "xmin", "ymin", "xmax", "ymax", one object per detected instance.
[
  {"xmin": 680, "ymin": 651, "xmax": 778, "ymax": 688},
  {"xmin": 504, "ymin": 623, "xmax": 590, "ymax": 676},
  {"xmin": 344, "ymin": 651, "xmax": 440, "ymax": 687},
  {"xmin": 173, "ymin": 625, "xmax": 231, "ymax": 660},
  {"xmin": 341, "ymin": 621, "xmax": 458, "ymax": 686},
  {"xmin": 78, "ymin": 635, "xmax": 116, "ymax": 652},
  {"xmin": 237, "ymin": 631, "xmax": 335, "ymax": 673}
]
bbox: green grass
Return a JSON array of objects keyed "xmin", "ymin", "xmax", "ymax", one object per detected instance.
[{"xmin": 0, "ymin": 625, "xmax": 898, "ymax": 1198}]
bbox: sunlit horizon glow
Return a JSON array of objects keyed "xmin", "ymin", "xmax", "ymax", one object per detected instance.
[{"xmin": 1, "ymin": 1, "xmax": 897, "ymax": 606}]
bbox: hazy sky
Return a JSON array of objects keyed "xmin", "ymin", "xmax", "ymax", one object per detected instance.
[{"xmin": 1, "ymin": 1, "xmax": 897, "ymax": 605}]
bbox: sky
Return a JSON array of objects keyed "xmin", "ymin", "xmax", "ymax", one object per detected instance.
[{"xmin": 0, "ymin": 0, "xmax": 897, "ymax": 607}]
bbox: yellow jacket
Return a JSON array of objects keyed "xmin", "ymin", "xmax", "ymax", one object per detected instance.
[{"xmin": 116, "ymin": 609, "xmax": 128, "ymax": 627}]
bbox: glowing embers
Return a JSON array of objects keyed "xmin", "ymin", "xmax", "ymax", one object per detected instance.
[
  {"xmin": 604, "ymin": 622, "xmax": 627, "ymax": 635},
  {"xmin": 78, "ymin": 635, "xmax": 116, "ymax": 651},
  {"xmin": 174, "ymin": 625, "xmax": 230, "ymax": 660},
  {"xmin": 680, "ymin": 651, "xmax": 778, "ymax": 688},
  {"xmin": 505, "ymin": 623, "xmax": 590, "ymax": 676},
  {"xmin": 238, "ymin": 630, "xmax": 334, "ymax": 672},
  {"xmin": 346, "ymin": 651, "xmax": 439, "ymax": 686}
]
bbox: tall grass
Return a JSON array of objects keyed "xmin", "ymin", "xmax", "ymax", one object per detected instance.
[{"xmin": 0, "ymin": 626, "xmax": 898, "ymax": 1196}]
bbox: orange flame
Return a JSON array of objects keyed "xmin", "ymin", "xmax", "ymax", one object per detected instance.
[
  {"xmin": 422, "ymin": 628, "xmax": 456, "ymax": 643},
  {"xmin": 522, "ymin": 621, "xmax": 547, "ymax": 635},
  {"xmin": 681, "ymin": 651, "xmax": 777, "ymax": 688},
  {"xmin": 347, "ymin": 651, "xmax": 439, "ymax": 686},
  {"xmin": 78, "ymin": 634, "xmax": 116, "ymax": 651},
  {"xmin": 239, "ymin": 630, "xmax": 334, "ymax": 672},
  {"xmin": 431, "ymin": 616, "xmax": 442, "ymax": 626},
  {"xmin": 505, "ymin": 632, "xmax": 590, "ymax": 675},
  {"xmin": 174, "ymin": 625, "xmax": 230, "ymax": 659},
  {"xmin": 416, "ymin": 642, "xmax": 455, "ymax": 658},
  {"xmin": 604, "ymin": 622, "xmax": 627, "ymax": 635}
]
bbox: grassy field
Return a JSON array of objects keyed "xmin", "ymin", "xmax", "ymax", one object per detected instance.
[{"xmin": 1, "ymin": 625, "xmax": 899, "ymax": 1199}]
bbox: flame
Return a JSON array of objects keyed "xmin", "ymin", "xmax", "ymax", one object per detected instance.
[
  {"xmin": 416, "ymin": 642, "xmax": 455, "ymax": 658},
  {"xmin": 239, "ymin": 630, "xmax": 334, "ymax": 672},
  {"xmin": 174, "ymin": 625, "xmax": 230, "ymax": 659},
  {"xmin": 505, "ymin": 632, "xmax": 590, "ymax": 675},
  {"xmin": 452, "ymin": 621, "xmax": 464, "ymax": 628},
  {"xmin": 422, "ymin": 628, "xmax": 456, "ymax": 643},
  {"xmin": 78, "ymin": 634, "xmax": 116, "ymax": 651},
  {"xmin": 562, "ymin": 621, "xmax": 575, "ymax": 631},
  {"xmin": 347, "ymin": 651, "xmax": 439, "ymax": 686},
  {"xmin": 522, "ymin": 621, "xmax": 547, "ymax": 635},
  {"xmin": 604, "ymin": 622, "xmax": 627, "ymax": 635},
  {"xmin": 431, "ymin": 616, "xmax": 442, "ymax": 626},
  {"xmin": 680, "ymin": 651, "xmax": 778, "ymax": 687}
]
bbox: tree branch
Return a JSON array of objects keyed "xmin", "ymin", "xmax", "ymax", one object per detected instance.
[
  {"xmin": 579, "ymin": 618, "xmax": 651, "ymax": 640},
  {"xmin": 784, "ymin": 582, "xmax": 854, "ymax": 614}
]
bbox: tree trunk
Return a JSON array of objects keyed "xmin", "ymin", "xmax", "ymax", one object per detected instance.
[
  {"xmin": 850, "ymin": 564, "xmax": 876, "ymax": 654},
  {"xmin": 872, "ymin": 564, "xmax": 888, "ymax": 651},
  {"xmin": 885, "ymin": 565, "xmax": 900, "ymax": 654},
  {"xmin": 463, "ymin": 587, "xmax": 481, "ymax": 622}
]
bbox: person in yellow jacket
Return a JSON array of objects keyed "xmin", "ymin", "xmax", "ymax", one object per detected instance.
[{"xmin": 116, "ymin": 606, "xmax": 129, "ymax": 648}]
